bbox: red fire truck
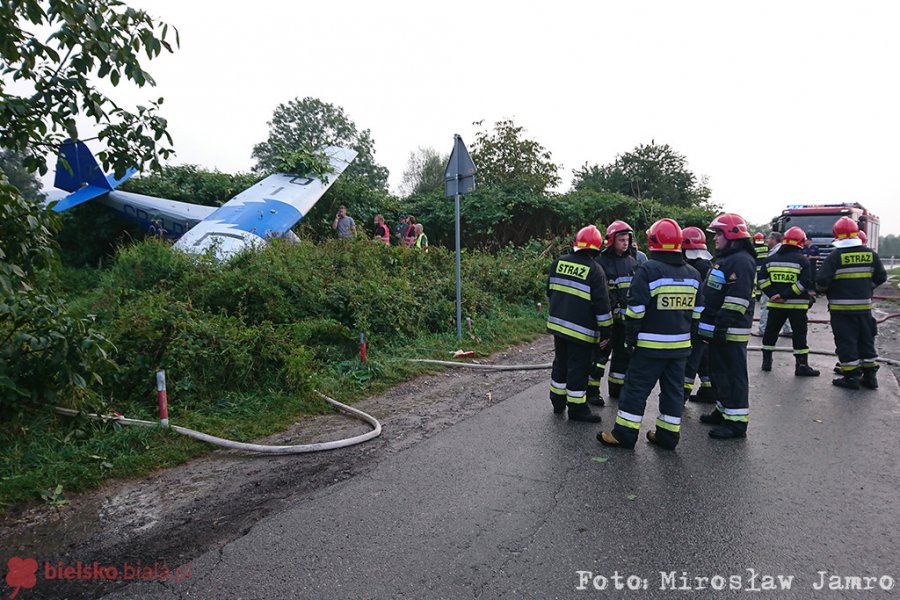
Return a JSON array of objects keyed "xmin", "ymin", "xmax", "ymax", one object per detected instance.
[{"xmin": 770, "ymin": 203, "xmax": 879, "ymax": 253}]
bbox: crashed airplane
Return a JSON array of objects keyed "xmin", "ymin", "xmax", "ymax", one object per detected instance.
[{"xmin": 47, "ymin": 140, "xmax": 357, "ymax": 260}]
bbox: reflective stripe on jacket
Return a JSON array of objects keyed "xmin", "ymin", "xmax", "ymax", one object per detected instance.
[
  {"xmin": 547, "ymin": 252, "xmax": 613, "ymax": 344},
  {"xmin": 699, "ymin": 246, "xmax": 756, "ymax": 343},
  {"xmin": 758, "ymin": 245, "xmax": 813, "ymax": 310},
  {"xmin": 625, "ymin": 255, "xmax": 701, "ymax": 356},
  {"xmin": 816, "ymin": 244, "xmax": 886, "ymax": 311}
]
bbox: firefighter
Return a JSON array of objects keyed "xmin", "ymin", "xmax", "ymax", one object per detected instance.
[
  {"xmin": 758, "ymin": 226, "xmax": 819, "ymax": 376},
  {"xmin": 547, "ymin": 225, "xmax": 614, "ymax": 421},
  {"xmin": 816, "ymin": 217, "xmax": 887, "ymax": 389},
  {"xmin": 752, "ymin": 232, "xmax": 768, "ymax": 301},
  {"xmin": 681, "ymin": 226, "xmax": 715, "ymax": 403},
  {"xmin": 597, "ymin": 218, "xmax": 701, "ymax": 450},
  {"xmin": 697, "ymin": 213, "xmax": 756, "ymax": 440},
  {"xmin": 587, "ymin": 221, "xmax": 639, "ymax": 405}
]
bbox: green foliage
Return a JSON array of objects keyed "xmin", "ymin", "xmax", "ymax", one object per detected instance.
[
  {"xmin": 0, "ymin": 149, "xmax": 43, "ymax": 202},
  {"xmin": 1, "ymin": 230, "xmax": 551, "ymax": 506},
  {"xmin": 66, "ymin": 238, "xmax": 548, "ymax": 410},
  {"xmin": 0, "ymin": 177, "xmax": 115, "ymax": 409},
  {"xmin": 471, "ymin": 119, "xmax": 560, "ymax": 194},
  {"xmin": 55, "ymin": 201, "xmax": 144, "ymax": 268},
  {"xmin": 269, "ymin": 146, "xmax": 332, "ymax": 182},
  {"xmin": 400, "ymin": 147, "xmax": 448, "ymax": 197},
  {"xmin": 252, "ymin": 97, "xmax": 389, "ymax": 191},
  {"xmin": 405, "ymin": 186, "xmax": 719, "ymax": 250},
  {"xmin": 879, "ymin": 234, "xmax": 900, "ymax": 257},
  {"xmin": 295, "ymin": 176, "xmax": 401, "ymax": 241},
  {"xmin": 119, "ymin": 164, "xmax": 258, "ymax": 207},
  {"xmin": 0, "ymin": 0, "xmax": 178, "ymax": 176},
  {"xmin": 574, "ymin": 141, "xmax": 712, "ymax": 208}
]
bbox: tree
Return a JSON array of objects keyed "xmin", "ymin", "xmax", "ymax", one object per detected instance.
[
  {"xmin": 573, "ymin": 141, "xmax": 711, "ymax": 208},
  {"xmin": 0, "ymin": 0, "xmax": 176, "ymax": 409},
  {"xmin": 0, "ymin": 0, "xmax": 179, "ymax": 177},
  {"xmin": 0, "ymin": 149, "xmax": 43, "ymax": 202},
  {"xmin": 252, "ymin": 97, "xmax": 390, "ymax": 191},
  {"xmin": 399, "ymin": 147, "xmax": 447, "ymax": 197},
  {"xmin": 470, "ymin": 119, "xmax": 560, "ymax": 194}
]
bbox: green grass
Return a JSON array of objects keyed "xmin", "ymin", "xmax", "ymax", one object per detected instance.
[{"xmin": 0, "ymin": 304, "xmax": 546, "ymax": 510}]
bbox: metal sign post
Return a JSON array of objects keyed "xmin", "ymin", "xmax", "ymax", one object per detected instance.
[{"xmin": 444, "ymin": 134, "xmax": 477, "ymax": 340}]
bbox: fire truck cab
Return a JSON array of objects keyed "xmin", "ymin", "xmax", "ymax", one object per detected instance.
[{"xmin": 770, "ymin": 203, "xmax": 879, "ymax": 254}]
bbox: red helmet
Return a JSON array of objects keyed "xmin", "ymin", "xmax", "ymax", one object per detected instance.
[
  {"xmin": 783, "ymin": 226, "xmax": 806, "ymax": 247},
  {"xmin": 833, "ymin": 216, "xmax": 859, "ymax": 240},
  {"xmin": 707, "ymin": 213, "xmax": 750, "ymax": 240},
  {"xmin": 574, "ymin": 225, "xmax": 603, "ymax": 252},
  {"xmin": 682, "ymin": 226, "xmax": 708, "ymax": 250},
  {"xmin": 604, "ymin": 220, "xmax": 633, "ymax": 247},
  {"xmin": 858, "ymin": 230, "xmax": 868, "ymax": 244},
  {"xmin": 753, "ymin": 232, "xmax": 765, "ymax": 242},
  {"xmin": 646, "ymin": 218, "xmax": 683, "ymax": 253}
]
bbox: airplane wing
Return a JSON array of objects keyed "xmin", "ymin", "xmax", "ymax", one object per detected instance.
[{"xmin": 173, "ymin": 146, "xmax": 357, "ymax": 259}]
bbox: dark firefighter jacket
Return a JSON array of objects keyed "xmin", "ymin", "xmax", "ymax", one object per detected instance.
[
  {"xmin": 546, "ymin": 251, "xmax": 613, "ymax": 345},
  {"xmin": 758, "ymin": 245, "xmax": 814, "ymax": 309},
  {"xmin": 597, "ymin": 248, "xmax": 639, "ymax": 321},
  {"xmin": 816, "ymin": 243, "xmax": 887, "ymax": 312},
  {"xmin": 697, "ymin": 244, "xmax": 756, "ymax": 343},
  {"xmin": 686, "ymin": 256, "xmax": 712, "ymax": 283},
  {"xmin": 624, "ymin": 252, "xmax": 702, "ymax": 358}
]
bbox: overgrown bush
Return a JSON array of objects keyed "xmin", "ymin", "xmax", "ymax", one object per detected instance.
[{"xmin": 66, "ymin": 237, "xmax": 549, "ymax": 414}]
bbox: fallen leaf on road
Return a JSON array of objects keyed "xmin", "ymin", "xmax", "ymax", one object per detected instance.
[
  {"xmin": 627, "ymin": 494, "xmax": 637, "ymax": 501},
  {"xmin": 591, "ymin": 457, "xmax": 608, "ymax": 463}
]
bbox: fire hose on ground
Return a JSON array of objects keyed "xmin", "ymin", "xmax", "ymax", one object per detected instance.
[
  {"xmin": 53, "ymin": 308, "xmax": 899, "ymax": 452},
  {"xmin": 54, "ymin": 390, "xmax": 381, "ymax": 454}
]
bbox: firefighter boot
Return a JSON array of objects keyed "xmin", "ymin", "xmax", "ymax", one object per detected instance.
[
  {"xmin": 567, "ymin": 403, "xmax": 603, "ymax": 423},
  {"xmin": 708, "ymin": 425, "xmax": 747, "ymax": 440},
  {"xmin": 861, "ymin": 367, "xmax": 879, "ymax": 390},
  {"xmin": 699, "ymin": 408, "xmax": 724, "ymax": 425},
  {"xmin": 832, "ymin": 375, "xmax": 861, "ymax": 390},
  {"xmin": 647, "ymin": 430, "xmax": 677, "ymax": 450},
  {"xmin": 692, "ymin": 383, "xmax": 716, "ymax": 404},
  {"xmin": 549, "ymin": 391, "xmax": 566, "ymax": 414},
  {"xmin": 761, "ymin": 350, "xmax": 773, "ymax": 372},
  {"xmin": 794, "ymin": 354, "xmax": 820, "ymax": 377}
]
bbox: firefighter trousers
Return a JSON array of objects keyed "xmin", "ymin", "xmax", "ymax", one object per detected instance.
[
  {"xmin": 762, "ymin": 307, "xmax": 810, "ymax": 354},
  {"xmin": 550, "ymin": 336, "xmax": 594, "ymax": 408},
  {"xmin": 683, "ymin": 339, "xmax": 711, "ymax": 399},
  {"xmin": 590, "ymin": 319, "xmax": 630, "ymax": 398},
  {"xmin": 612, "ymin": 350, "xmax": 686, "ymax": 448},
  {"xmin": 708, "ymin": 340, "xmax": 749, "ymax": 433},
  {"xmin": 830, "ymin": 311, "xmax": 878, "ymax": 377}
]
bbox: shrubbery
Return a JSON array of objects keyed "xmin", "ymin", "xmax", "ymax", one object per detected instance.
[{"xmin": 70, "ymin": 238, "xmax": 548, "ymax": 415}]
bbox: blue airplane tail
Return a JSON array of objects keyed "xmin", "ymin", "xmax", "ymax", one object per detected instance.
[{"xmin": 52, "ymin": 140, "xmax": 136, "ymax": 212}]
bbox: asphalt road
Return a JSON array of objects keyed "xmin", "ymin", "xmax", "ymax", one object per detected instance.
[{"xmin": 104, "ymin": 306, "xmax": 899, "ymax": 599}]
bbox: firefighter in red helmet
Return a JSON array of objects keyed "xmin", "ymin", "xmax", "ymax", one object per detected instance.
[
  {"xmin": 546, "ymin": 225, "xmax": 613, "ymax": 421},
  {"xmin": 587, "ymin": 220, "xmax": 639, "ymax": 406},
  {"xmin": 598, "ymin": 219, "xmax": 701, "ymax": 450},
  {"xmin": 757, "ymin": 226, "xmax": 819, "ymax": 376},
  {"xmin": 697, "ymin": 213, "xmax": 756, "ymax": 440},
  {"xmin": 752, "ymin": 232, "xmax": 768, "ymax": 301},
  {"xmin": 816, "ymin": 217, "xmax": 887, "ymax": 389},
  {"xmin": 681, "ymin": 226, "xmax": 715, "ymax": 404}
]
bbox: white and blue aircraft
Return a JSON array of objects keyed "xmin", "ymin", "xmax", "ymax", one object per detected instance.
[{"xmin": 47, "ymin": 141, "xmax": 357, "ymax": 259}]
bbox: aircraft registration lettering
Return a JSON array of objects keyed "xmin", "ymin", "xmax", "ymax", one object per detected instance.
[
  {"xmin": 556, "ymin": 261, "xmax": 589, "ymax": 280},
  {"xmin": 657, "ymin": 293, "xmax": 695, "ymax": 310},
  {"xmin": 841, "ymin": 252, "xmax": 873, "ymax": 265}
]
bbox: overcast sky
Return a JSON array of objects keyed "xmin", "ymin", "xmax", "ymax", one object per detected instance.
[{"xmin": 62, "ymin": 0, "xmax": 900, "ymax": 234}]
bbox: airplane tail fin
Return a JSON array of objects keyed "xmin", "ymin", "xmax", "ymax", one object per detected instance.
[{"xmin": 51, "ymin": 140, "xmax": 136, "ymax": 212}]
